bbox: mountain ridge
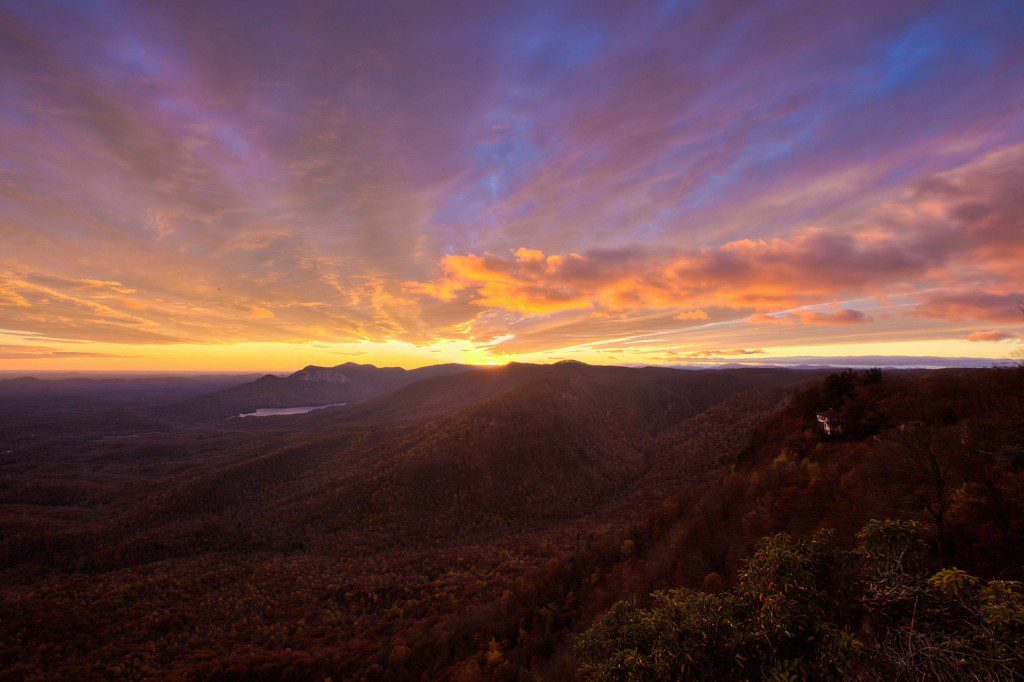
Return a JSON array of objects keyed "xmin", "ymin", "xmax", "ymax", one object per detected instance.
[{"xmin": 161, "ymin": 361, "xmax": 475, "ymax": 419}]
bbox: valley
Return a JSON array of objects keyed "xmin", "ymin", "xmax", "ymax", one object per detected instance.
[{"xmin": 1, "ymin": 362, "xmax": 1020, "ymax": 678}]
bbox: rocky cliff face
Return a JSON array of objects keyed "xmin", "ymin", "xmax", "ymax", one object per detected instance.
[{"xmin": 291, "ymin": 367, "xmax": 351, "ymax": 383}]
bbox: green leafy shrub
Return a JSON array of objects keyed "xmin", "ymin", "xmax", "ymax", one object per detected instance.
[{"xmin": 576, "ymin": 520, "xmax": 1024, "ymax": 680}]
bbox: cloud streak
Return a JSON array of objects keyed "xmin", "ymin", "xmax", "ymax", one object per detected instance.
[{"xmin": 967, "ymin": 330, "xmax": 1021, "ymax": 342}]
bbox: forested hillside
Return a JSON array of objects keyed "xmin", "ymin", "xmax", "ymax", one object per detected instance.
[
  {"xmin": 1, "ymin": 363, "xmax": 1021, "ymax": 679},
  {"xmin": 571, "ymin": 365, "xmax": 1024, "ymax": 681}
]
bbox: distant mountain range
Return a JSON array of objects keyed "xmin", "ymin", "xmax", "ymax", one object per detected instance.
[
  {"xmin": 0, "ymin": 373, "xmax": 263, "ymax": 410},
  {"xmin": 663, "ymin": 355, "xmax": 1008, "ymax": 369},
  {"xmin": 161, "ymin": 361, "xmax": 474, "ymax": 419}
]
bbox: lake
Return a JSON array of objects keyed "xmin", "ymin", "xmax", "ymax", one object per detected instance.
[{"xmin": 238, "ymin": 403, "xmax": 347, "ymax": 418}]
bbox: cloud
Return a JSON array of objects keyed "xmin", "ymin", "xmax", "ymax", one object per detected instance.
[
  {"xmin": 966, "ymin": 330, "xmax": 1021, "ymax": 342},
  {"xmin": 407, "ymin": 229, "xmax": 916, "ymax": 319},
  {"xmin": 750, "ymin": 308, "xmax": 871, "ymax": 326},
  {"xmin": 247, "ymin": 306, "xmax": 276, "ymax": 320},
  {"xmin": 406, "ymin": 247, "xmax": 663, "ymax": 314},
  {"xmin": 682, "ymin": 349, "xmax": 766, "ymax": 358},
  {"xmin": 0, "ymin": 343, "xmax": 131, "ymax": 359},
  {"xmin": 409, "ymin": 142, "xmax": 1024, "ymax": 352},
  {"xmin": 915, "ymin": 291, "xmax": 1022, "ymax": 324},
  {"xmin": 797, "ymin": 309, "xmax": 871, "ymax": 325}
]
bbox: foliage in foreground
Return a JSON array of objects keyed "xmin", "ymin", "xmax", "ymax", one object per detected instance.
[{"xmin": 576, "ymin": 520, "xmax": 1024, "ymax": 680}]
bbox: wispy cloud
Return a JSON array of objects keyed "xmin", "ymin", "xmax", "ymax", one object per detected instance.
[{"xmin": 966, "ymin": 330, "xmax": 1021, "ymax": 342}]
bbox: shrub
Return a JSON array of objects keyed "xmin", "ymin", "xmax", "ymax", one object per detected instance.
[{"xmin": 576, "ymin": 520, "xmax": 1024, "ymax": 680}]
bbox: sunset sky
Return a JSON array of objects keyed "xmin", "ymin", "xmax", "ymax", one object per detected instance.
[{"xmin": 1, "ymin": 1, "xmax": 1022, "ymax": 371}]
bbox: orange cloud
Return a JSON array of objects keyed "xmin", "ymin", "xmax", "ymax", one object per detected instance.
[
  {"xmin": 0, "ymin": 343, "xmax": 132, "ymax": 359},
  {"xmin": 750, "ymin": 308, "xmax": 871, "ymax": 326},
  {"xmin": 966, "ymin": 330, "xmax": 1021, "ymax": 342},
  {"xmin": 797, "ymin": 309, "xmax": 870, "ymax": 325},
  {"xmin": 409, "ymin": 145, "xmax": 1024, "ymax": 353},
  {"xmin": 408, "ymin": 231, "xmax": 908, "ymax": 319},
  {"xmin": 915, "ymin": 291, "xmax": 1022, "ymax": 324},
  {"xmin": 674, "ymin": 309, "xmax": 709, "ymax": 321},
  {"xmin": 407, "ymin": 248, "xmax": 631, "ymax": 314},
  {"xmin": 746, "ymin": 312, "xmax": 797, "ymax": 325},
  {"xmin": 248, "ymin": 306, "xmax": 276, "ymax": 320},
  {"xmin": 683, "ymin": 348, "xmax": 766, "ymax": 358}
]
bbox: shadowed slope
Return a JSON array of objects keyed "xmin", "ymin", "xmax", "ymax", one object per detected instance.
[{"xmin": 118, "ymin": 364, "xmax": 828, "ymax": 559}]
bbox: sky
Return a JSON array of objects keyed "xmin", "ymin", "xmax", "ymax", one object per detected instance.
[{"xmin": 0, "ymin": 0, "xmax": 1022, "ymax": 371}]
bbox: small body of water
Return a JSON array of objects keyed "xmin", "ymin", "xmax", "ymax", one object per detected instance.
[{"xmin": 238, "ymin": 403, "xmax": 346, "ymax": 418}]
